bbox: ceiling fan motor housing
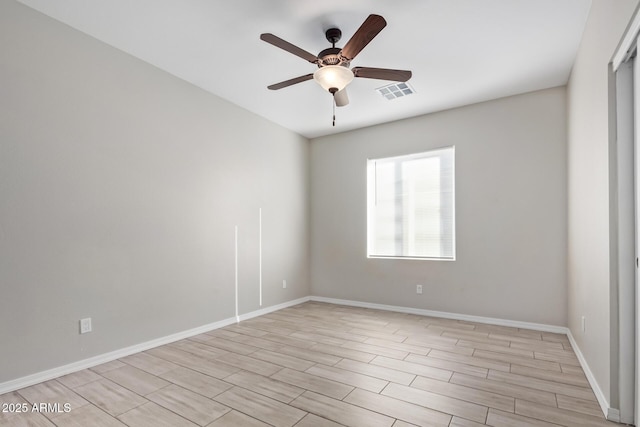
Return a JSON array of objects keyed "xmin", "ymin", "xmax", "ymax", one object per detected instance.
[{"xmin": 318, "ymin": 47, "xmax": 348, "ymax": 67}]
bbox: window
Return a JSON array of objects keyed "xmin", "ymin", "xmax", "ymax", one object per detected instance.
[{"xmin": 367, "ymin": 147, "xmax": 455, "ymax": 260}]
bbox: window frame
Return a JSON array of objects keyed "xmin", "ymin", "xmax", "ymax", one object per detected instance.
[{"xmin": 366, "ymin": 146, "xmax": 456, "ymax": 261}]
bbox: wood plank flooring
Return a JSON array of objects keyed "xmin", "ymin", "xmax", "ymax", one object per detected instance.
[{"xmin": 0, "ymin": 302, "xmax": 617, "ymax": 426}]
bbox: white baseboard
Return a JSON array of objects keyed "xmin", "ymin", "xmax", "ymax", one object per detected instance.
[
  {"xmin": 566, "ymin": 329, "xmax": 611, "ymax": 420},
  {"xmin": 1, "ymin": 293, "xmax": 614, "ymax": 423},
  {"xmin": 310, "ymin": 296, "xmax": 568, "ymax": 334},
  {"xmin": 0, "ymin": 296, "xmax": 310, "ymax": 395},
  {"xmin": 238, "ymin": 296, "xmax": 310, "ymax": 322}
]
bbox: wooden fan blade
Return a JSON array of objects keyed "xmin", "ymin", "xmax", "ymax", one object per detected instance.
[
  {"xmin": 334, "ymin": 88, "xmax": 349, "ymax": 107},
  {"xmin": 260, "ymin": 33, "xmax": 318, "ymax": 63},
  {"xmin": 267, "ymin": 73, "xmax": 314, "ymax": 90},
  {"xmin": 340, "ymin": 15, "xmax": 387, "ymax": 61},
  {"xmin": 352, "ymin": 67, "xmax": 412, "ymax": 82}
]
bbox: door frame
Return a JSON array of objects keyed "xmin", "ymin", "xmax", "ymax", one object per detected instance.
[{"xmin": 611, "ymin": 7, "xmax": 640, "ymax": 423}]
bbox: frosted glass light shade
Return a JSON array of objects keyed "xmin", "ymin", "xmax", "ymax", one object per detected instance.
[{"xmin": 313, "ymin": 65, "xmax": 354, "ymax": 92}]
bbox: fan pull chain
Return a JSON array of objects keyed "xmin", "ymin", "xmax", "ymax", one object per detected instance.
[
  {"xmin": 329, "ymin": 88, "xmax": 337, "ymax": 127},
  {"xmin": 332, "ymin": 96, "xmax": 336, "ymax": 127}
]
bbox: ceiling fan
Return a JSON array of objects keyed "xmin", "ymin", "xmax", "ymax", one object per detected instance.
[{"xmin": 260, "ymin": 14, "xmax": 412, "ymax": 113}]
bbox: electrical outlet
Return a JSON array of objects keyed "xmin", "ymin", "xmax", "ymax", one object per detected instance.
[
  {"xmin": 416, "ymin": 285, "xmax": 423, "ymax": 295},
  {"xmin": 80, "ymin": 318, "xmax": 92, "ymax": 334},
  {"xmin": 283, "ymin": 280, "xmax": 287, "ymax": 289},
  {"xmin": 581, "ymin": 316, "xmax": 586, "ymax": 333}
]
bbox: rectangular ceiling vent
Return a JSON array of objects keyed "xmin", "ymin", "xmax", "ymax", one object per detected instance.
[{"xmin": 376, "ymin": 82, "xmax": 415, "ymax": 100}]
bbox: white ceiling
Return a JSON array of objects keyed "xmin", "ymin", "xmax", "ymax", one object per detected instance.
[{"xmin": 17, "ymin": 0, "xmax": 591, "ymax": 139}]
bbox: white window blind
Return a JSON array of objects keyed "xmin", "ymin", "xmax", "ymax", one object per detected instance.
[{"xmin": 367, "ymin": 147, "xmax": 455, "ymax": 260}]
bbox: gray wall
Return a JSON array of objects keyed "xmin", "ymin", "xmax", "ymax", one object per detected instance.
[
  {"xmin": 310, "ymin": 87, "xmax": 567, "ymax": 326},
  {"xmin": 566, "ymin": 0, "xmax": 639, "ymax": 408},
  {"xmin": 0, "ymin": 1, "xmax": 309, "ymax": 383}
]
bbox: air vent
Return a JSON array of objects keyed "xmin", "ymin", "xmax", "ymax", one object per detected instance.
[{"xmin": 376, "ymin": 82, "xmax": 415, "ymax": 100}]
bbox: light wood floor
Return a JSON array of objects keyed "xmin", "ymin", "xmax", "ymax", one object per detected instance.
[{"xmin": 0, "ymin": 302, "xmax": 617, "ymax": 427}]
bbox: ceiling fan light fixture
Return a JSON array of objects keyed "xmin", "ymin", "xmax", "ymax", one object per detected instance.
[{"xmin": 313, "ymin": 65, "xmax": 354, "ymax": 92}]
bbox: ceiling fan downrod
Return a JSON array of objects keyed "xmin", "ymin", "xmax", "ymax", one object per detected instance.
[{"xmin": 325, "ymin": 28, "xmax": 342, "ymax": 48}]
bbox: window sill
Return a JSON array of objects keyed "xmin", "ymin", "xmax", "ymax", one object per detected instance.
[{"xmin": 367, "ymin": 255, "xmax": 456, "ymax": 261}]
